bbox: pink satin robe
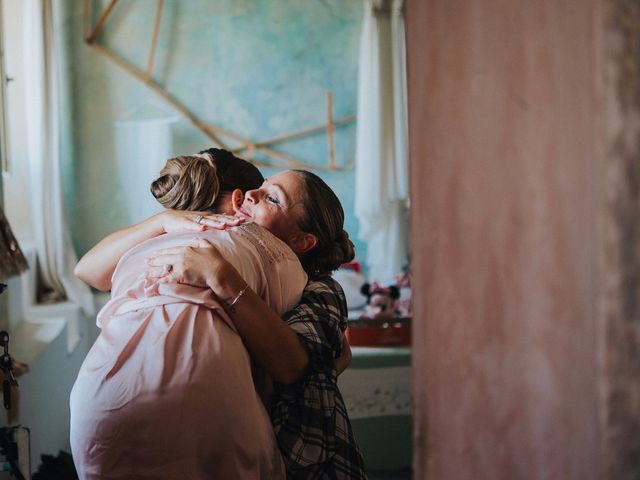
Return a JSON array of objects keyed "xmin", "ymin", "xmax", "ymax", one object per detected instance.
[{"xmin": 70, "ymin": 223, "xmax": 307, "ymax": 479}]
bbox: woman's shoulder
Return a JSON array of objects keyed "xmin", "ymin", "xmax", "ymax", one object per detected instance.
[
  {"xmin": 283, "ymin": 275, "xmax": 347, "ymax": 331},
  {"xmin": 304, "ymin": 276, "xmax": 345, "ymax": 296},
  {"xmin": 300, "ymin": 276, "xmax": 347, "ymax": 310}
]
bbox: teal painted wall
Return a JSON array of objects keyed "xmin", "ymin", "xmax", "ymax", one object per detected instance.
[{"xmin": 57, "ymin": 0, "xmax": 365, "ymax": 261}]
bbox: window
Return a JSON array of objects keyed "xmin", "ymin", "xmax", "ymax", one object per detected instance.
[
  {"xmin": 1, "ymin": 0, "xmax": 33, "ymax": 242},
  {"xmin": 0, "ymin": 1, "xmax": 8, "ymax": 174}
]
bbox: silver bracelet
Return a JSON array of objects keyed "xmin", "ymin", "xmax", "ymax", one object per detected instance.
[{"xmin": 225, "ymin": 284, "xmax": 249, "ymax": 308}]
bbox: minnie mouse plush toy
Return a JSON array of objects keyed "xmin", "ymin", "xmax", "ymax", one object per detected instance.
[{"xmin": 360, "ymin": 282, "xmax": 400, "ymax": 320}]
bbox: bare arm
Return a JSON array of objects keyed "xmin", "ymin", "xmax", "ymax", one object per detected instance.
[
  {"xmin": 74, "ymin": 211, "xmax": 241, "ymax": 292},
  {"xmin": 74, "ymin": 214, "xmax": 166, "ymax": 291},
  {"xmin": 218, "ymin": 277, "xmax": 310, "ymax": 384}
]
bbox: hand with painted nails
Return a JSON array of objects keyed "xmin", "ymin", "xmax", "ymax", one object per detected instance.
[
  {"xmin": 187, "ymin": 213, "xmax": 244, "ymax": 231},
  {"xmin": 155, "ymin": 209, "xmax": 243, "ymax": 234}
]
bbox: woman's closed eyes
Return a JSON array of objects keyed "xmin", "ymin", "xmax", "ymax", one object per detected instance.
[{"xmin": 267, "ymin": 194, "xmax": 281, "ymax": 206}]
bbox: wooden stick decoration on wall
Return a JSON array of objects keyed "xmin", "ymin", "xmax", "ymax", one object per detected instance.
[
  {"xmin": 83, "ymin": 0, "xmax": 356, "ymax": 171},
  {"xmin": 82, "ymin": 0, "xmax": 91, "ymax": 39},
  {"xmin": 85, "ymin": 0, "xmax": 118, "ymax": 44},
  {"xmin": 326, "ymin": 91, "xmax": 336, "ymax": 171},
  {"xmin": 145, "ymin": 0, "xmax": 164, "ymax": 84},
  {"xmin": 231, "ymin": 113, "xmax": 356, "ymax": 154},
  {"xmin": 89, "ymin": 42, "xmax": 229, "ymax": 149}
]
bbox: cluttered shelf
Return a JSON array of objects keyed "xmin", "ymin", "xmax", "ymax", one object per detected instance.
[{"xmin": 335, "ymin": 261, "xmax": 413, "ymax": 349}]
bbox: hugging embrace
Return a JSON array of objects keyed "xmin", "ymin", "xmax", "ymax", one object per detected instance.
[{"xmin": 70, "ymin": 149, "xmax": 367, "ymax": 479}]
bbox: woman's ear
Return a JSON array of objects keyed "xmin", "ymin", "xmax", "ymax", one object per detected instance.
[
  {"xmin": 289, "ymin": 232, "xmax": 318, "ymax": 254},
  {"xmin": 231, "ymin": 189, "xmax": 244, "ymax": 213}
]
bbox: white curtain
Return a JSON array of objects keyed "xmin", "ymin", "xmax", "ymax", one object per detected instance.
[
  {"xmin": 355, "ymin": 0, "xmax": 409, "ymax": 281},
  {"xmin": 23, "ymin": 0, "xmax": 94, "ymax": 317}
]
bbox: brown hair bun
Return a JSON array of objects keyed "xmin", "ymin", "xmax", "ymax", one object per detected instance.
[{"xmin": 150, "ymin": 155, "xmax": 220, "ymax": 211}]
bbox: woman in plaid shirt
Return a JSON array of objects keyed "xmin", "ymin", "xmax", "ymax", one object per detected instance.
[
  {"xmin": 152, "ymin": 172, "xmax": 368, "ymax": 479},
  {"xmin": 77, "ymin": 149, "xmax": 366, "ymax": 478},
  {"xmin": 271, "ymin": 275, "xmax": 367, "ymax": 479}
]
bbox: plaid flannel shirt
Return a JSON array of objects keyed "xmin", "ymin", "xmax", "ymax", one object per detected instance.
[{"xmin": 268, "ymin": 276, "xmax": 367, "ymax": 479}]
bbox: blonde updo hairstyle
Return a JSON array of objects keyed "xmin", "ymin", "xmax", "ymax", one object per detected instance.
[
  {"xmin": 150, "ymin": 155, "xmax": 221, "ymax": 211},
  {"xmin": 292, "ymin": 170, "xmax": 355, "ymax": 278}
]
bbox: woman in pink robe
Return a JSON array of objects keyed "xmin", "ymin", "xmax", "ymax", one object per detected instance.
[
  {"xmin": 70, "ymin": 223, "xmax": 306, "ymax": 479},
  {"xmin": 70, "ymin": 162, "xmax": 349, "ymax": 479}
]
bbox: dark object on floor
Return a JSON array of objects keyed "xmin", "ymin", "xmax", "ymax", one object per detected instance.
[
  {"xmin": 32, "ymin": 451, "xmax": 78, "ymax": 480},
  {"xmin": 368, "ymin": 467, "xmax": 413, "ymax": 479}
]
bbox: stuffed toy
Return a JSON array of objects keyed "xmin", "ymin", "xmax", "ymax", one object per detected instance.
[
  {"xmin": 332, "ymin": 261, "xmax": 368, "ymax": 311},
  {"xmin": 360, "ymin": 282, "xmax": 400, "ymax": 320},
  {"xmin": 394, "ymin": 271, "xmax": 412, "ymax": 317}
]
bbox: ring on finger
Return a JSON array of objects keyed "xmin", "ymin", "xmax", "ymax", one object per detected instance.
[{"xmin": 162, "ymin": 264, "xmax": 172, "ymax": 274}]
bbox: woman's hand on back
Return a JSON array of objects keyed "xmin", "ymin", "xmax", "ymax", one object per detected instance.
[
  {"xmin": 146, "ymin": 238, "xmax": 310, "ymax": 384},
  {"xmin": 145, "ymin": 238, "xmax": 245, "ymax": 296}
]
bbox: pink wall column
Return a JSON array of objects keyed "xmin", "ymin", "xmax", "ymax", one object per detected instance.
[{"xmin": 406, "ymin": 1, "xmax": 605, "ymax": 478}]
